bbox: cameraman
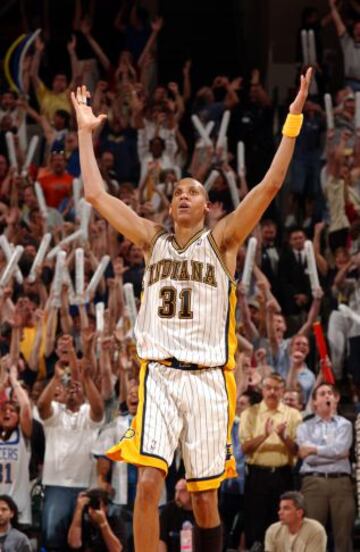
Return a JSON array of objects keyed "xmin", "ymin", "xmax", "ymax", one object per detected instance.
[{"xmin": 68, "ymin": 488, "xmax": 126, "ymax": 552}]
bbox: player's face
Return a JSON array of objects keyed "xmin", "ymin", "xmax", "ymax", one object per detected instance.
[
  {"xmin": 0, "ymin": 501, "xmax": 13, "ymax": 527},
  {"xmin": 170, "ymin": 179, "xmax": 209, "ymax": 227}
]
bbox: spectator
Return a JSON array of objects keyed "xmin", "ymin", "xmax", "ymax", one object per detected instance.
[
  {"xmin": 296, "ymin": 383, "xmax": 355, "ymax": 551},
  {"xmin": 68, "ymin": 488, "xmax": 126, "ymax": 552},
  {"xmin": 94, "ymin": 381, "xmax": 139, "ymax": 511},
  {"xmin": 239, "ymin": 373, "xmax": 302, "ymax": 548},
  {"xmin": 159, "ymin": 479, "xmax": 195, "ymax": 552},
  {"xmin": 264, "ymin": 491, "xmax": 327, "ymax": 552},
  {"xmin": 0, "ymin": 494, "xmax": 32, "ymax": 551},
  {"xmin": 38, "ymin": 360, "xmax": 104, "ymax": 551},
  {"xmin": 30, "ymin": 36, "xmax": 77, "ymax": 123},
  {"xmin": 0, "ymin": 365, "xmax": 32, "ymax": 526},
  {"xmin": 38, "ymin": 150, "xmax": 74, "ymax": 210},
  {"xmin": 329, "ymin": 0, "xmax": 360, "ymax": 91},
  {"xmin": 278, "ymin": 227, "xmax": 312, "ymax": 331}
]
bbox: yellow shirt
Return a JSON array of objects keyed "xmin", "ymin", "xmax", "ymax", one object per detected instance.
[
  {"xmin": 239, "ymin": 400, "xmax": 302, "ymax": 467},
  {"xmin": 36, "ymin": 80, "xmax": 71, "ymax": 123},
  {"xmin": 20, "ymin": 326, "xmax": 47, "ymax": 379}
]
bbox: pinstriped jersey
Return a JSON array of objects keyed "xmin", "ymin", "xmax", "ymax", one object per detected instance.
[{"xmin": 135, "ymin": 229, "xmax": 237, "ymax": 369}]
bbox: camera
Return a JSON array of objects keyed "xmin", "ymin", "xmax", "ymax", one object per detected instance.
[{"xmin": 88, "ymin": 496, "xmax": 100, "ymax": 510}]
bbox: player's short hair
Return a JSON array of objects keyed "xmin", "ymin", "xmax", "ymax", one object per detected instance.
[
  {"xmin": 280, "ymin": 491, "xmax": 305, "ymax": 513},
  {"xmin": 172, "ymin": 178, "xmax": 208, "ymax": 201}
]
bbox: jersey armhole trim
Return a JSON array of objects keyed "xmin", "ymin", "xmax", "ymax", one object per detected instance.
[
  {"xmin": 148, "ymin": 229, "xmax": 167, "ymax": 259},
  {"xmin": 208, "ymin": 232, "xmax": 236, "ymax": 284}
]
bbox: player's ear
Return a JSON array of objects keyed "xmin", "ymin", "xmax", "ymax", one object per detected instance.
[{"xmin": 204, "ymin": 201, "xmax": 211, "ymax": 214}]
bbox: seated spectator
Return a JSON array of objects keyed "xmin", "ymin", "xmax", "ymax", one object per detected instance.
[
  {"xmin": 296, "ymin": 383, "xmax": 355, "ymax": 551},
  {"xmin": 159, "ymin": 479, "xmax": 195, "ymax": 552},
  {"xmin": 68, "ymin": 488, "xmax": 126, "ymax": 552},
  {"xmin": 0, "ymin": 494, "xmax": 32, "ymax": 551},
  {"xmin": 264, "ymin": 491, "xmax": 327, "ymax": 552}
]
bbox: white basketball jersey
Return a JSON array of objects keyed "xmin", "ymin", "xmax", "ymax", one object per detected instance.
[
  {"xmin": 0, "ymin": 428, "xmax": 31, "ymax": 524},
  {"xmin": 135, "ymin": 229, "xmax": 237, "ymax": 369}
]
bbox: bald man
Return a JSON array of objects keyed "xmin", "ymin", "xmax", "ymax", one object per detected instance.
[{"xmin": 72, "ymin": 70, "xmax": 312, "ymax": 552}]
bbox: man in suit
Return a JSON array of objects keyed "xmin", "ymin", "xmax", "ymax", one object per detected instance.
[{"xmin": 278, "ymin": 227, "xmax": 312, "ymax": 333}]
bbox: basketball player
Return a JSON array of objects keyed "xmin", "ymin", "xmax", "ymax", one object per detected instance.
[{"xmin": 71, "ymin": 68, "xmax": 312, "ymax": 552}]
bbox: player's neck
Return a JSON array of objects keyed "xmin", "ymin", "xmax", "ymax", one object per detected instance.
[{"xmin": 174, "ymin": 222, "xmax": 205, "ymax": 248}]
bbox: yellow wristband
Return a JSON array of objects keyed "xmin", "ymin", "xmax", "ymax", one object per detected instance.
[{"xmin": 282, "ymin": 113, "xmax": 304, "ymax": 138}]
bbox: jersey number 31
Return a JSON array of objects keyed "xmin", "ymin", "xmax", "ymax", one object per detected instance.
[{"xmin": 158, "ymin": 287, "xmax": 193, "ymax": 319}]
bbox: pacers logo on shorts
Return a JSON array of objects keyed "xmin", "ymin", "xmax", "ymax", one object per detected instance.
[
  {"xmin": 120, "ymin": 428, "xmax": 135, "ymax": 442},
  {"xmin": 226, "ymin": 443, "xmax": 233, "ymax": 461}
]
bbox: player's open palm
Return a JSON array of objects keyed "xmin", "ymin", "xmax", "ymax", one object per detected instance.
[
  {"xmin": 289, "ymin": 67, "xmax": 312, "ymax": 114},
  {"xmin": 71, "ymin": 85, "xmax": 107, "ymax": 132}
]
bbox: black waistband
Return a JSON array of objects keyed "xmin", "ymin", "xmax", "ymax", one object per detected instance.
[
  {"xmin": 247, "ymin": 464, "xmax": 291, "ymax": 474},
  {"xmin": 302, "ymin": 472, "xmax": 350, "ymax": 479},
  {"xmin": 162, "ymin": 358, "xmax": 205, "ymax": 370}
]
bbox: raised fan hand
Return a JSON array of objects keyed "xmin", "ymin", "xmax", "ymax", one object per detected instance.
[
  {"xmin": 71, "ymin": 85, "xmax": 107, "ymax": 132},
  {"xmin": 289, "ymin": 67, "xmax": 312, "ymax": 115}
]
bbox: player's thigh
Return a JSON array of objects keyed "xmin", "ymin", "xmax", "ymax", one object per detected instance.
[
  {"xmin": 141, "ymin": 363, "xmax": 184, "ymax": 466},
  {"xmin": 182, "ymin": 368, "xmax": 228, "ymax": 485}
]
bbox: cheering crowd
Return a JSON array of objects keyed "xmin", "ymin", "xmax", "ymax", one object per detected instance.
[{"xmin": 0, "ymin": 0, "xmax": 360, "ymax": 550}]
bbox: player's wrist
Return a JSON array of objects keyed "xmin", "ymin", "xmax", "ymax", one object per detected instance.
[{"xmin": 282, "ymin": 113, "xmax": 303, "ymax": 138}]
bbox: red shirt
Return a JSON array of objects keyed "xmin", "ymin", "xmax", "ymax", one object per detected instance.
[{"xmin": 38, "ymin": 172, "xmax": 73, "ymax": 208}]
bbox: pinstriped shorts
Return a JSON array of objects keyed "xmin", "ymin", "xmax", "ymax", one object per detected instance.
[{"xmin": 141, "ymin": 361, "xmax": 229, "ymax": 484}]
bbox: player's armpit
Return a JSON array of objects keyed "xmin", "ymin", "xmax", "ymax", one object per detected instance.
[{"xmin": 89, "ymin": 189, "xmax": 162, "ymax": 249}]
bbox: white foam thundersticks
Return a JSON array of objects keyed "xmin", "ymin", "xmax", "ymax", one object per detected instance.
[
  {"xmin": 34, "ymin": 181, "xmax": 48, "ymax": 222},
  {"xmin": 304, "ymin": 240, "xmax": 320, "ymax": 294},
  {"xmin": 0, "ymin": 245, "xmax": 24, "ymax": 288},
  {"xmin": 123, "ymin": 282, "xmax": 137, "ymax": 335},
  {"xmin": 22, "ymin": 135, "xmax": 39, "ymax": 176},
  {"xmin": 241, "ymin": 237, "xmax": 257, "ymax": 294},
  {"xmin": 0, "ymin": 235, "xmax": 23, "ymax": 284},
  {"xmin": 27, "ymin": 233, "xmax": 51, "ymax": 283},
  {"xmin": 5, "ymin": 132, "xmax": 18, "ymax": 173},
  {"xmin": 191, "ymin": 115, "xmax": 213, "ymax": 147},
  {"xmin": 86, "ymin": 255, "xmax": 111, "ymax": 298},
  {"xmin": 216, "ymin": 110, "xmax": 230, "ymax": 150},
  {"xmin": 324, "ymin": 94, "xmax": 334, "ymax": 130}
]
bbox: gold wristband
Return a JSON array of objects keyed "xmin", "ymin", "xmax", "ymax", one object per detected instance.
[{"xmin": 282, "ymin": 113, "xmax": 304, "ymax": 138}]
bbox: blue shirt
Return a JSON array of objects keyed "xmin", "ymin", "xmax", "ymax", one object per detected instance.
[{"xmin": 296, "ymin": 415, "xmax": 352, "ymax": 474}]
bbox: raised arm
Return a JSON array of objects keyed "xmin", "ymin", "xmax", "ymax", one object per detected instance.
[
  {"xmin": 72, "ymin": 86, "xmax": 160, "ymax": 249},
  {"xmin": 329, "ymin": 0, "xmax": 346, "ymax": 37},
  {"xmin": 9, "ymin": 365, "xmax": 32, "ymax": 438},
  {"xmin": 212, "ymin": 69, "xmax": 312, "ymax": 275}
]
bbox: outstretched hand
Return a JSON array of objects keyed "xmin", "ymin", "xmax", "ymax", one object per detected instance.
[
  {"xmin": 289, "ymin": 68, "xmax": 312, "ymax": 115},
  {"xmin": 71, "ymin": 85, "xmax": 107, "ymax": 132}
]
